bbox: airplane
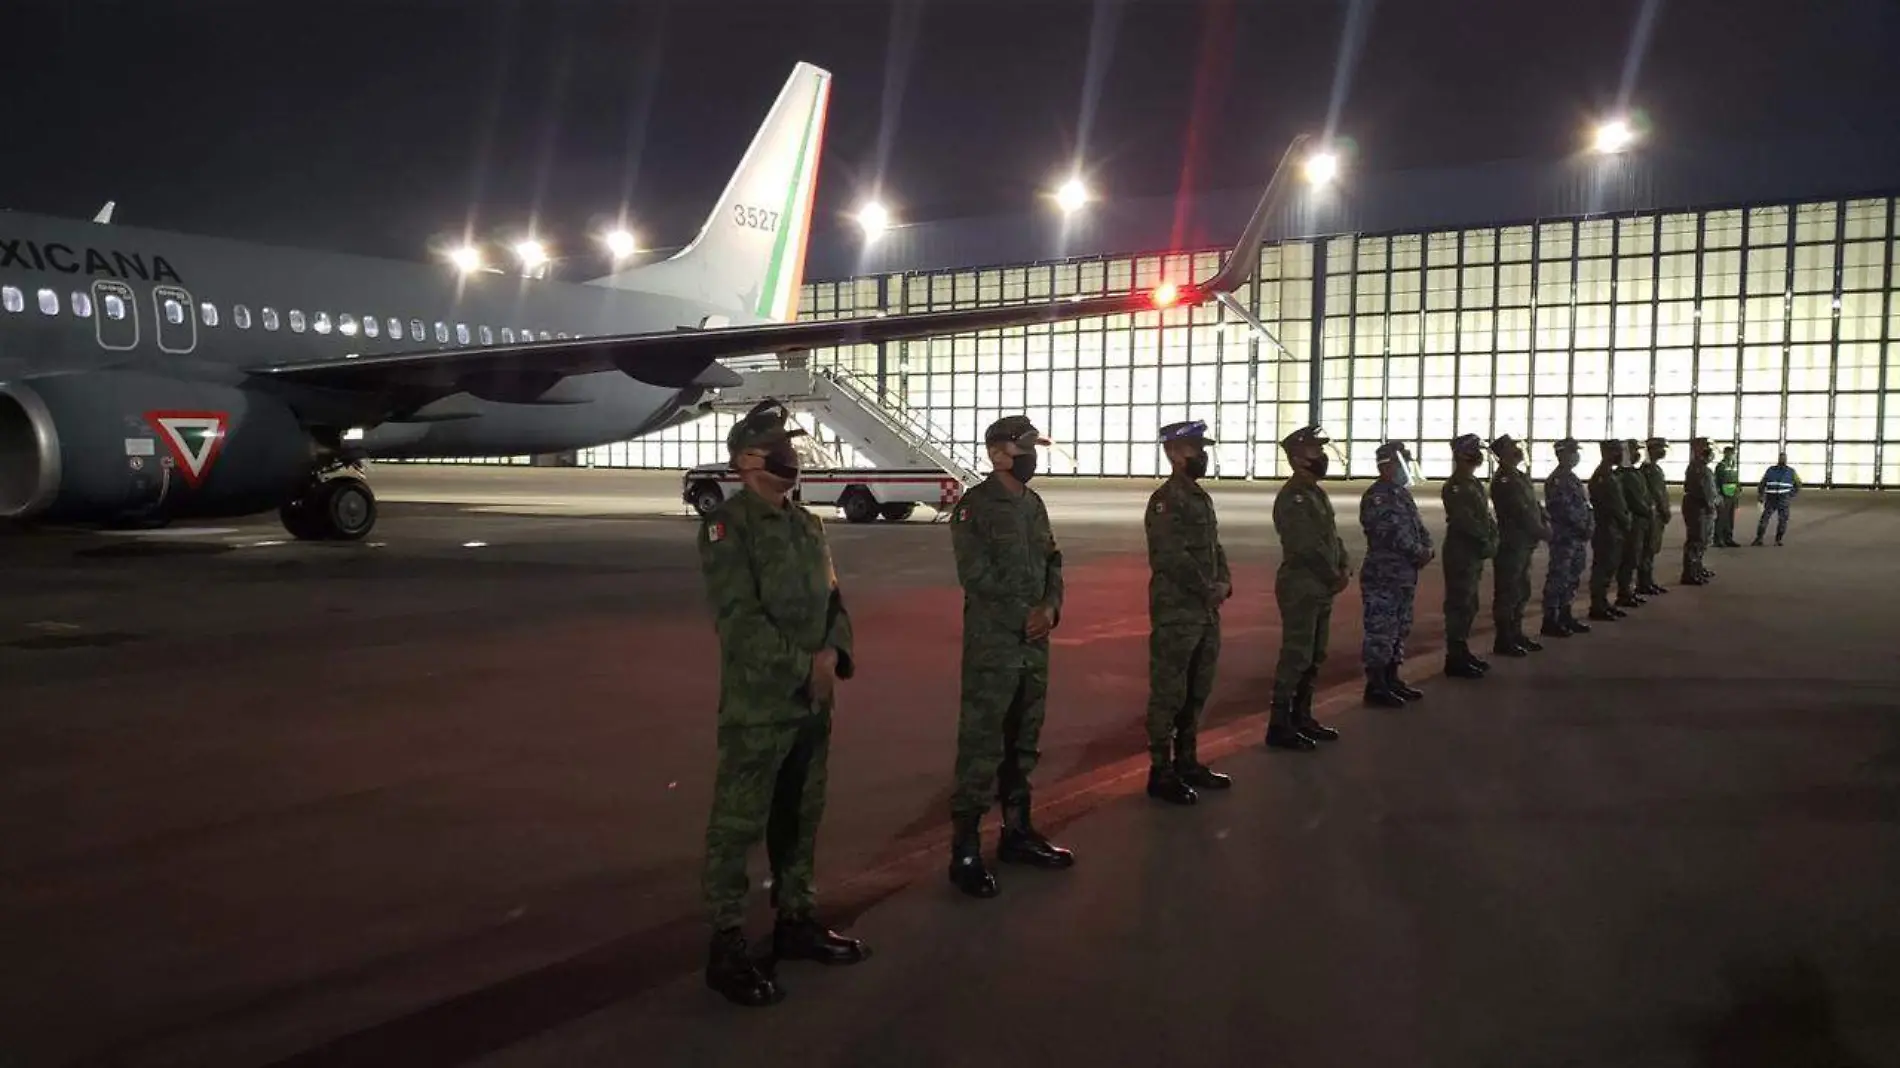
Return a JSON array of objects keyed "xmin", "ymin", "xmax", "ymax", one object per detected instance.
[{"xmin": 0, "ymin": 62, "xmax": 1304, "ymax": 542}]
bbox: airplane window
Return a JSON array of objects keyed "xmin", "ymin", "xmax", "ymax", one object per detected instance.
[
  {"xmin": 40, "ymin": 289, "xmax": 61, "ymax": 315},
  {"xmin": 363, "ymin": 316, "xmax": 379, "ymax": 339},
  {"xmin": 555, "ymin": 332, "xmax": 570, "ymax": 340},
  {"xmin": 200, "ymin": 302, "xmax": 219, "ymax": 327},
  {"xmin": 339, "ymin": 313, "xmax": 359, "ymax": 337},
  {"xmin": 234, "ymin": 304, "xmax": 253, "ymax": 329},
  {"xmin": 455, "ymin": 323, "xmax": 470, "ymax": 345},
  {"xmin": 314, "ymin": 311, "xmax": 333, "ymax": 335},
  {"xmin": 3, "ymin": 286, "xmax": 24, "ymax": 313},
  {"xmin": 538, "ymin": 330, "xmax": 552, "ymax": 341},
  {"xmin": 163, "ymin": 298, "xmax": 187, "ymax": 325},
  {"xmin": 434, "ymin": 322, "xmax": 448, "ymax": 344},
  {"xmin": 289, "ymin": 310, "xmax": 307, "ymax": 333},
  {"xmin": 262, "ymin": 307, "xmax": 280, "ymax": 331},
  {"xmin": 71, "ymin": 291, "xmax": 93, "ymax": 318},
  {"xmin": 519, "ymin": 325, "xmax": 533, "ymax": 339},
  {"xmin": 387, "ymin": 317, "xmax": 403, "ymax": 340},
  {"xmin": 105, "ymin": 294, "xmax": 127, "ymax": 320},
  {"xmin": 411, "ymin": 318, "xmax": 426, "ymax": 341},
  {"xmin": 478, "ymin": 325, "xmax": 493, "ymax": 345},
  {"xmin": 501, "ymin": 327, "xmax": 516, "ymax": 344}
]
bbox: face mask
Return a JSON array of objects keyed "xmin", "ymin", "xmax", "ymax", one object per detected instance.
[
  {"xmin": 762, "ymin": 442, "xmax": 800, "ymax": 482},
  {"xmin": 1009, "ymin": 449, "xmax": 1039, "ymax": 483},
  {"xmin": 1185, "ymin": 453, "xmax": 1209, "ymax": 480},
  {"xmin": 1560, "ymin": 452, "xmax": 1580, "ymax": 470},
  {"xmin": 1306, "ymin": 453, "xmax": 1329, "ymax": 478}
]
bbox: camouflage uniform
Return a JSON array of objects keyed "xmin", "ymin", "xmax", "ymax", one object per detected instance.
[
  {"xmin": 1487, "ymin": 434, "xmax": 1548, "ymax": 653},
  {"xmin": 1441, "ymin": 435, "xmax": 1499, "ymax": 669},
  {"xmin": 1615, "ymin": 443, "xmax": 1653, "ymax": 604},
  {"xmin": 1540, "ymin": 438, "xmax": 1595, "ymax": 634},
  {"xmin": 950, "ymin": 482, "xmax": 1062, "ymax": 820},
  {"xmin": 1144, "ymin": 431, "xmax": 1230, "ymax": 772},
  {"xmin": 1269, "ymin": 425, "xmax": 1349, "ymax": 747},
  {"xmin": 1680, "ymin": 437, "xmax": 1718, "ymax": 583},
  {"xmin": 1714, "ymin": 450, "xmax": 1741, "ymax": 546},
  {"xmin": 1358, "ymin": 455, "xmax": 1431, "ymax": 684},
  {"xmin": 1638, "ymin": 438, "xmax": 1672, "ymax": 592},
  {"xmin": 697, "ymin": 431, "xmax": 854, "ymax": 934},
  {"xmin": 1587, "ymin": 442, "xmax": 1632, "ymax": 617}
]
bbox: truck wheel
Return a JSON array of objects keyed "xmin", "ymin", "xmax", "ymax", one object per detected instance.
[
  {"xmin": 840, "ymin": 488, "xmax": 879, "ymax": 524},
  {"xmin": 879, "ymin": 503, "xmax": 917, "ymax": 522},
  {"xmin": 689, "ymin": 482, "xmax": 725, "ymax": 516}
]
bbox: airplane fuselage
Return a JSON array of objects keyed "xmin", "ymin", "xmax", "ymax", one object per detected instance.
[{"xmin": 0, "ymin": 211, "xmax": 746, "ymax": 457}]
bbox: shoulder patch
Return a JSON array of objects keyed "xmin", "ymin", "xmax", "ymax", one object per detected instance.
[
  {"xmin": 1294, "ymin": 493, "xmax": 1306, "ymax": 504},
  {"xmin": 1154, "ymin": 499, "xmax": 1167, "ymax": 514},
  {"xmin": 1373, "ymin": 494, "xmax": 1386, "ymax": 506},
  {"xmin": 956, "ymin": 506, "xmax": 969, "ymax": 522},
  {"xmin": 707, "ymin": 521, "xmax": 726, "ymax": 543}
]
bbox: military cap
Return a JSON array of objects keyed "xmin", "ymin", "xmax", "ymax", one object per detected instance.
[
  {"xmin": 1159, "ymin": 419, "xmax": 1214, "ymax": 444},
  {"xmin": 1488, "ymin": 434, "xmax": 1520, "ymax": 456},
  {"xmin": 983, "ymin": 414, "xmax": 1050, "ymax": 447},
  {"xmin": 1280, "ymin": 424, "xmax": 1330, "ymax": 450},
  {"xmin": 1374, "ymin": 440, "xmax": 1413, "ymax": 463},
  {"xmin": 1552, "ymin": 437, "xmax": 1581, "ymax": 453},
  {"xmin": 1451, "ymin": 433, "xmax": 1485, "ymax": 455},
  {"xmin": 726, "ymin": 399, "xmax": 807, "ymax": 454},
  {"xmin": 1645, "ymin": 436, "xmax": 1668, "ymax": 449},
  {"xmin": 1691, "ymin": 435, "xmax": 1711, "ymax": 448},
  {"xmin": 1720, "ymin": 444, "xmax": 1736, "ymax": 453}
]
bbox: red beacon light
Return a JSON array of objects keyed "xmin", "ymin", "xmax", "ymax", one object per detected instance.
[{"xmin": 1151, "ymin": 281, "xmax": 1180, "ymax": 308}]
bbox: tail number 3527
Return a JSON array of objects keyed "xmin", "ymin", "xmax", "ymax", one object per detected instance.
[{"xmin": 733, "ymin": 205, "xmax": 781, "ymax": 232}]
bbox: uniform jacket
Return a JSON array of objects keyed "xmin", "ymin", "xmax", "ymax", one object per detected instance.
[
  {"xmin": 1759, "ymin": 464, "xmax": 1800, "ymax": 499},
  {"xmin": 1543, "ymin": 465, "xmax": 1594, "ymax": 543},
  {"xmin": 698, "ymin": 487, "xmax": 855, "ymax": 726},
  {"xmin": 1589, "ymin": 462, "xmax": 1632, "ymax": 533},
  {"xmin": 1683, "ymin": 459, "xmax": 1718, "ymax": 516},
  {"xmin": 1359, "ymin": 478, "xmax": 1432, "ymax": 587},
  {"xmin": 1441, "ymin": 470, "xmax": 1499, "ymax": 561},
  {"xmin": 1616, "ymin": 468, "xmax": 1655, "ymax": 521},
  {"xmin": 950, "ymin": 474, "xmax": 1065, "ymax": 645},
  {"xmin": 1273, "ymin": 477, "xmax": 1350, "ymax": 590},
  {"xmin": 1715, "ymin": 457, "xmax": 1741, "ymax": 498},
  {"xmin": 1640, "ymin": 462, "xmax": 1672, "ymax": 525},
  {"xmin": 1145, "ymin": 475, "xmax": 1230, "ymax": 626},
  {"xmin": 1489, "ymin": 466, "xmax": 1548, "ymax": 547}
]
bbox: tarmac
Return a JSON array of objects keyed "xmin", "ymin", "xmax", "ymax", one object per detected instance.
[{"xmin": 2, "ymin": 467, "xmax": 1896, "ymax": 1067}]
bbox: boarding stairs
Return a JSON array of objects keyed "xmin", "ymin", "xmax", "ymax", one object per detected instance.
[{"xmin": 705, "ymin": 362, "xmax": 986, "ymax": 488}]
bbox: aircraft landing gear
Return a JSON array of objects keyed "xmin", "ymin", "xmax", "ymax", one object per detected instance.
[{"xmin": 281, "ymin": 472, "xmax": 377, "ymax": 541}]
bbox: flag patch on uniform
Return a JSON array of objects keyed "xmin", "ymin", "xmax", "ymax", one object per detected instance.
[
  {"xmin": 708, "ymin": 521, "xmax": 726, "ymax": 543},
  {"xmin": 1154, "ymin": 500, "xmax": 1167, "ymax": 514},
  {"xmin": 957, "ymin": 507, "xmax": 969, "ymax": 521},
  {"xmin": 1373, "ymin": 495, "xmax": 1386, "ymax": 505}
]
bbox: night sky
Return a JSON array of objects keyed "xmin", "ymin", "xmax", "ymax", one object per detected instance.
[{"xmin": 6, "ymin": 0, "xmax": 1896, "ymax": 265}]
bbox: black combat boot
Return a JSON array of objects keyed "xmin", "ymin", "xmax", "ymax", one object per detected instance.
[
  {"xmin": 1174, "ymin": 734, "xmax": 1231, "ymax": 790},
  {"xmin": 1364, "ymin": 667, "xmax": 1407, "ymax": 708},
  {"xmin": 707, "ymin": 927, "xmax": 784, "ymax": 1007},
  {"xmin": 947, "ymin": 816, "xmax": 999, "ymax": 898},
  {"xmin": 773, "ymin": 916, "xmax": 870, "ymax": 965},
  {"xmin": 1540, "ymin": 608, "xmax": 1572, "ymax": 638},
  {"xmin": 1146, "ymin": 763, "xmax": 1198, "ymax": 805},
  {"xmin": 1492, "ymin": 631, "xmax": 1529, "ymax": 657},
  {"xmin": 1386, "ymin": 662, "xmax": 1425, "ymax": 701},
  {"xmin": 1445, "ymin": 641, "xmax": 1487, "ymax": 679},
  {"xmin": 1294, "ymin": 673, "xmax": 1339, "ymax": 742},
  {"xmin": 1265, "ymin": 699, "xmax": 1317, "ymax": 750},
  {"xmin": 1517, "ymin": 625, "xmax": 1544, "ymax": 652},
  {"xmin": 1561, "ymin": 607, "xmax": 1591, "ymax": 634},
  {"xmin": 1679, "ymin": 572, "xmax": 1707, "ymax": 586},
  {"xmin": 1615, "ymin": 591, "xmax": 1646, "ymax": 608},
  {"xmin": 998, "ymin": 800, "xmax": 1075, "ymax": 869}
]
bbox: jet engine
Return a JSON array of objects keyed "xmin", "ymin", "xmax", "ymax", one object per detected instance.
[{"xmin": 0, "ymin": 371, "xmax": 319, "ymax": 525}]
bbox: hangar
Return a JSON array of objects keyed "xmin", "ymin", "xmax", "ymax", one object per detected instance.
[{"xmin": 519, "ymin": 136, "xmax": 1900, "ymax": 486}]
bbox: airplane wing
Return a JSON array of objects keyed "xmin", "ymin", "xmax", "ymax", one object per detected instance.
[{"xmin": 251, "ymin": 134, "xmax": 1312, "ymax": 406}]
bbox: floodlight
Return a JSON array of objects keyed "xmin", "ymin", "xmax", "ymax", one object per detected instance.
[
  {"xmin": 857, "ymin": 201, "xmax": 890, "ymax": 237},
  {"xmin": 448, "ymin": 246, "xmax": 483, "ymax": 273},
  {"xmin": 1303, "ymin": 150, "xmax": 1340, "ymax": 186},
  {"xmin": 603, "ymin": 229, "xmax": 638, "ymax": 260},
  {"xmin": 514, "ymin": 239, "xmax": 549, "ymax": 270},
  {"xmin": 1055, "ymin": 177, "xmax": 1091, "ymax": 214},
  {"xmin": 1594, "ymin": 118, "xmax": 1635, "ymax": 154}
]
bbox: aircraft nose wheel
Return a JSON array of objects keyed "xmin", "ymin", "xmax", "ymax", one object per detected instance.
[{"xmin": 280, "ymin": 476, "xmax": 378, "ymax": 541}]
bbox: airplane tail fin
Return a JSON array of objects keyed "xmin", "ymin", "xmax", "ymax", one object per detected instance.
[{"xmin": 589, "ymin": 63, "xmax": 830, "ymax": 324}]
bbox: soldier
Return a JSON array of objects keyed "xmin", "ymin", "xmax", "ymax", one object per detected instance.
[
  {"xmin": 946, "ymin": 415, "xmax": 1073, "ymax": 898},
  {"xmin": 1359, "ymin": 441, "xmax": 1433, "ymax": 708},
  {"xmin": 1714, "ymin": 445, "xmax": 1742, "ymax": 547},
  {"xmin": 1267, "ymin": 425, "xmax": 1349, "ymax": 751},
  {"xmin": 1540, "ymin": 438, "xmax": 1594, "ymax": 638},
  {"xmin": 1587, "ymin": 440, "xmax": 1632, "ymax": 621},
  {"xmin": 1142, "ymin": 420, "xmax": 1234, "ymax": 806},
  {"xmin": 697, "ymin": 400, "xmax": 868, "ymax": 1008},
  {"xmin": 1638, "ymin": 438, "xmax": 1672, "ymax": 596},
  {"xmin": 1487, "ymin": 434, "xmax": 1550, "ymax": 657},
  {"xmin": 1680, "ymin": 436, "xmax": 1719, "ymax": 586},
  {"xmin": 1441, "ymin": 433, "xmax": 1499, "ymax": 678},
  {"xmin": 1614, "ymin": 439, "xmax": 1653, "ymax": 609}
]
